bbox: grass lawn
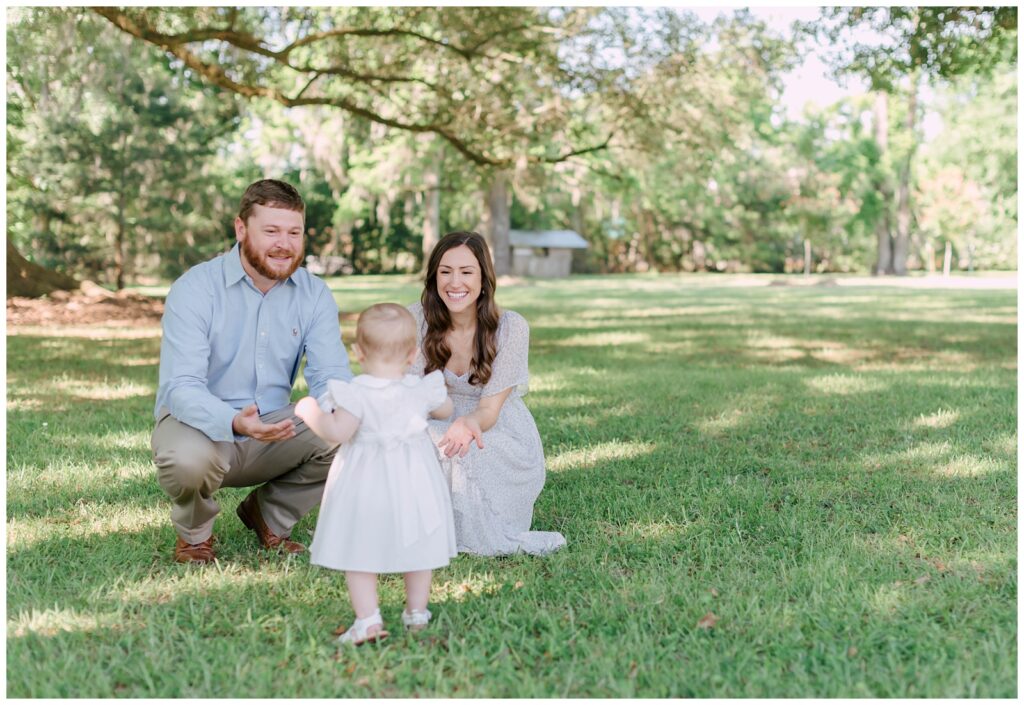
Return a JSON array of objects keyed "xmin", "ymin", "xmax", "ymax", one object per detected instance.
[{"xmin": 6, "ymin": 273, "xmax": 1017, "ymax": 697}]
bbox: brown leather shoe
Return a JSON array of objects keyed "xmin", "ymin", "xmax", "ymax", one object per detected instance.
[
  {"xmin": 174, "ymin": 535, "xmax": 215, "ymax": 564},
  {"xmin": 236, "ymin": 491, "xmax": 305, "ymax": 554}
]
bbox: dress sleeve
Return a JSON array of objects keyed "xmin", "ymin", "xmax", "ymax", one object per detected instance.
[
  {"xmin": 481, "ymin": 311, "xmax": 530, "ymax": 398},
  {"xmin": 420, "ymin": 370, "xmax": 449, "ymax": 411},
  {"xmin": 327, "ymin": 379, "xmax": 364, "ymax": 419}
]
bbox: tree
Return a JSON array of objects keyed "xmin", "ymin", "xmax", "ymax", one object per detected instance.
[
  {"xmin": 8, "ymin": 8, "xmax": 242, "ymax": 288},
  {"xmin": 523, "ymin": 10, "xmax": 801, "ymax": 274},
  {"xmin": 803, "ymin": 7, "xmax": 1017, "ymax": 274},
  {"xmin": 92, "ymin": 7, "xmax": 616, "ymax": 169},
  {"xmin": 916, "ymin": 63, "xmax": 1017, "ymax": 270}
]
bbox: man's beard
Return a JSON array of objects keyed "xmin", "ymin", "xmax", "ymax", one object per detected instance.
[{"xmin": 241, "ymin": 237, "xmax": 302, "ymax": 281}]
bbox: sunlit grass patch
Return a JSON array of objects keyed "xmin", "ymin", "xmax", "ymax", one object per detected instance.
[
  {"xmin": 933, "ymin": 455, "xmax": 1005, "ymax": 478},
  {"xmin": 554, "ymin": 331, "xmax": 650, "ymax": 347},
  {"xmin": 547, "ymin": 441, "xmax": 655, "ymax": 472},
  {"xmin": 697, "ymin": 407, "xmax": 752, "ymax": 435},
  {"xmin": 981, "ymin": 433, "xmax": 1017, "ymax": 457},
  {"xmin": 746, "ymin": 346, "xmax": 806, "ymax": 363},
  {"xmin": 807, "ymin": 345, "xmax": 875, "ymax": 364},
  {"xmin": 7, "ymin": 396, "xmax": 47, "ymax": 411},
  {"xmin": 9, "ymin": 607, "xmax": 127, "ymax": 639},
  {"xmin": 805, "ymin": 374, "xmax": 886, "ymax": 395},
  {"xmin": 621, "ymin": 519, "xmax": 690, "ymax": 540},
  {"xmin": 8, "ymin": 505, "xmax": 167, "ymax": 550},
  {"xmin": 912, "ymin": 409, "xmax": 961, "ymax": 429},
  {"xmin": 112, "ymin": 566, "xmax": 299, "ymax": 607},
  {"xmin": 747, "ymin": 334, "xmax": 804, "ymax": 350},
  {"xmin": 646, "ymin": 340, "xmax": 699, "ymax": 355},
  {"xmin": 8, "ymin": 325, "xmax": 162, "ymax": 339},
  {"xmin": 48, "ymin": 378, "xmax": 154, "ymax": 401},
  {"xmin": 867, "ymin": 582, "xmax": 910, "ymax": 616},
  {"xmin": 573, "ymin": 297, "xmax": 632, "ymax": 311}
]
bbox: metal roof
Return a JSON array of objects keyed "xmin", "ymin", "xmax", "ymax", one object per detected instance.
[{"xmin": 508, "ymin": 230, "xmax": 589, "ymax": 249}]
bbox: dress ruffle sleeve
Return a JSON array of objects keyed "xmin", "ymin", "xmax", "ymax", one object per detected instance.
[
  {"xmin": 482, "ymin": 311, "xmax": 530, "ymax": 398},
  {"xmin": 327, "ymin": 379, "xmax": 364, "ymax": 419},
  {"xmin": 420, "ymin": 369, "xmax": 448, "ymax": 411}
]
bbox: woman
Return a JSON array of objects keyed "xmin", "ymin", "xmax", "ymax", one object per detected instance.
[{"xmin": 409, "ymin": 231, "xmax": 566, "ymax": 556}]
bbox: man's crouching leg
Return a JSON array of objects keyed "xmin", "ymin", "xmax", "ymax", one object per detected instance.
[{"xmin": 151, "ymin": 410, "xmax": 233, "ymax": 563}]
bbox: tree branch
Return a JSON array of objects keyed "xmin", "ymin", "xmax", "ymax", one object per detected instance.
[
  {"xmin": 294, "ymin": 72, "xmax": 321, "ymax": 100},
  {"xmin": 542, "ymin": 132, "xmax": 615, "ymax": 163},
  {"xmin": 91, "ymin": 7, "xmax": 608, "ymax": 168},
  {"xmin": 283, "ymin": 27, "xmax": 474, "ymax": 60}
]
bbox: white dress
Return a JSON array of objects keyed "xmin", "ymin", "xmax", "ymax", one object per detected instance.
[
  {"xmin": 409, "ymin": 303, "xmax": 566, "ymax": 557},
  {"xmin": 309, "ymin": 371, "xmax": 458, "ymax": 573}
]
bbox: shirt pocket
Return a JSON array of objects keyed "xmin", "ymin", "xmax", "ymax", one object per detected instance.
[{"xmin": 267, "ymin": 322, "xmax": 305, "ymax": 380}]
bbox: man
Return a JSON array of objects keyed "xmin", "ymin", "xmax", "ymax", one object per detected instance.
[{"xmin": 152, "ymin": 178, "xmax": 351, "ymax": 563}]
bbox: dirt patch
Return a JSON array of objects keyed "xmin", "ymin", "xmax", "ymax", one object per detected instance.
[{"xmin": 7, "ymin": 282, "xmax": 164, "ymax": 328}]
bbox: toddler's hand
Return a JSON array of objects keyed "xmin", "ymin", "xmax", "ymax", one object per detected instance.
[
  {"xmin": 438, "ymin": 417, "xmax": 484, "ymax": 458},
  {"xmin": 294, "ymin": 396, "xmax": 319, "ymax": 424}
]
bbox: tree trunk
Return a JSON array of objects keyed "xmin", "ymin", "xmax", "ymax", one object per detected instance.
[
  {"xmin": 319, "ymin": 188, "xmax": 343, "ymax": 258},
  {"xmin": 7, "ymin": 240, "xmax": 78, "ymax": 298},
  {"xmin": 485, "ymin": 171, "xmax": 511, "ymax": 276},
  {"xmin": 924, "ymin": 241, "xmax": 935, "ymax": 273},
  {"xmin": 116, "ymin": 155, "xmax": 127, "ymax": 290},
  {"xmin": 872, "ymin": 91, "xmax": 893, "ymax": 275},
  {"xmin": 422, "ymin": 137, "xmax": 442, "ymax": 266},
  {"xmin": 569, "ymin": 185, "xmax": 584, "ymax": 234},
  {"xmin": 892, "ymin": 73, "xmax": 919, "ymax": 276}
]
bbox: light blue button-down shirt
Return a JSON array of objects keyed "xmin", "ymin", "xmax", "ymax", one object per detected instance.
[{"xmin": 154, "ymin": 244, "xmax": 352, "ymax": 442}]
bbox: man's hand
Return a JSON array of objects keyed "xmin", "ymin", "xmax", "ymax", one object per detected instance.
[
  {"xmin": 232, "ymin": 404, "xmax": 295, "ymax": 442},
  {"xmin": 437, "ymin": 416, "xmax": 484, "ymax": 458}
]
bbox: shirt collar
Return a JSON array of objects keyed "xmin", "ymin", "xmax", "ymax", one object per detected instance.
[
  {"xmin": 223, "ymin": 243, "xmax": 301, "ymax": 288},
  {"xmin": 224, "ymin": 244, "xmax": 247, "ymax": 287},
  {"xmin": 353, "ymin": 374, "xmax": 420, "ymax": 388}
]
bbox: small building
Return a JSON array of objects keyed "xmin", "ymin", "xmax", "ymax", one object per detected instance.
[{"xmin": 509, "ymin": 229, "xmax": 589, "ymax": 278}]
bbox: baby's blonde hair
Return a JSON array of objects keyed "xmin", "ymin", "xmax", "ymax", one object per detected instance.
[{"xmin": 356, "ymin": 303, "xmax": 418, "ymax": 363}]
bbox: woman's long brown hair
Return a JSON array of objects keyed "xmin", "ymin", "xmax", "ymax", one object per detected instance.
[{"xmin": 421, "ymin": 231, "xmax": 500, "ymax": 386}]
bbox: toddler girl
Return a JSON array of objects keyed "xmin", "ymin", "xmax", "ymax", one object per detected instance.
[{"xmin": 295, "ymin": 303, "xmax": 457, "ymax": 645}]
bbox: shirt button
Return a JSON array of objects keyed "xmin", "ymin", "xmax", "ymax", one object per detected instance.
[{"xmin": 261, "ymin": 331, "xmax": 266, "ymax": 336}]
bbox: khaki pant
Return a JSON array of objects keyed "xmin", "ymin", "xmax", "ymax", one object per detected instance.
[{"xmin": 151, "ymin": 405, "xmax": 337, "ymax": 544}]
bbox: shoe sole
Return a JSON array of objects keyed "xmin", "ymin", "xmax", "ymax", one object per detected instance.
[
  {"xmin": 337, "ymin": 631, "xmax": 389, "ymax": 647},
  {"xmin": 174, "ymin": 556, "xmax": 214, "ymax": 564}
]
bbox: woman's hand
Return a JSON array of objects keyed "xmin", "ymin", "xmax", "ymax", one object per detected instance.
[{"xmin": 438, "ymin": 416, "xmax": 484, "ymax": 458}]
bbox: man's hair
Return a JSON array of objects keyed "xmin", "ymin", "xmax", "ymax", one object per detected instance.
[
  {"xmin": 356, "ymin": 303, "xmax": 418, "ymax": 363},
  {"xmin": 238, "ymin": 179, "xmax": 305, "ymax": 224}
]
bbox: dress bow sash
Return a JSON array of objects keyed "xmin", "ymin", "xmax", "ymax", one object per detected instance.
[{"xmin": 353, "ymin": 422, "xmax": 442, "ymax": 547}]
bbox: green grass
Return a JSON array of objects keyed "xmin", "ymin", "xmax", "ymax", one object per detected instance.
[{"xmin": 7, "ymin": 273, "xmax": 1017, "ymax": 697}]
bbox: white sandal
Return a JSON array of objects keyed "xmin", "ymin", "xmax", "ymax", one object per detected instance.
[
  {"xmin": 401, "ymin": 608, "xmax": 431, "ymax": 632},
  {"xmin": 336, "ymin": 609, "xmax": 389, "ymax": 646}
]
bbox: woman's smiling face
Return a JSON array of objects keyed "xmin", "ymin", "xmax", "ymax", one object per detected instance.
[{"xmin": 436, "ymin": 244, "xmax": 482, "ymax": 314}]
